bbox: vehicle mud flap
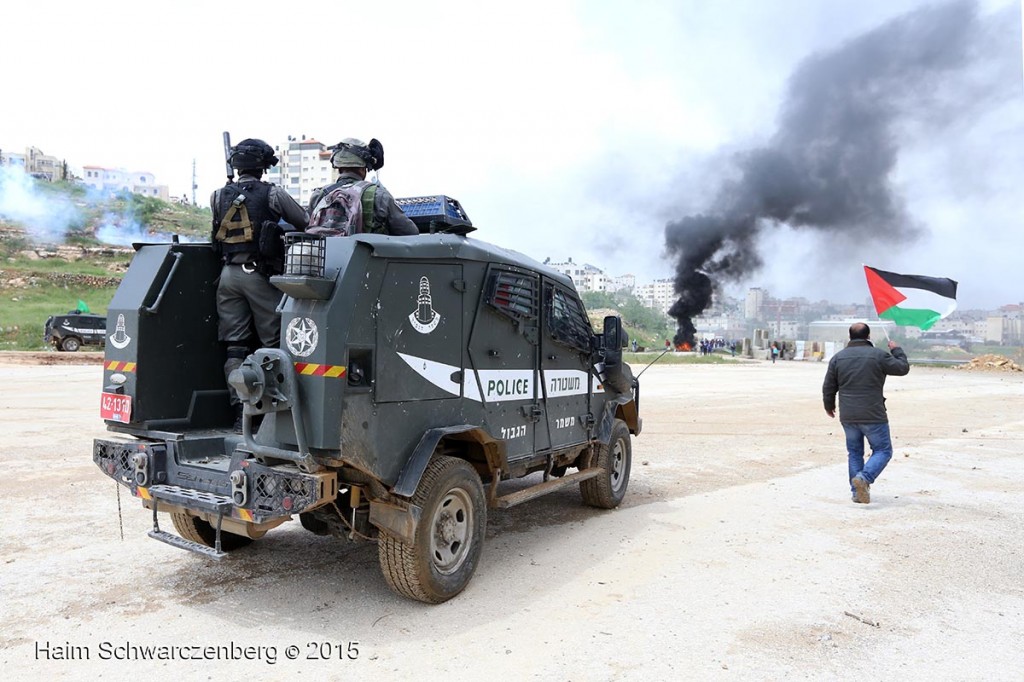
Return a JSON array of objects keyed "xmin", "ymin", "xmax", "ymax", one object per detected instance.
[
  {"xmin": 145, "ymin": 490, "xmax": 227, "ymax": 560},
  {"xmin": 392, "ymin": 425, "xmax": 488, "ymax": 498},
  {"xmin": 596, "ymin": 394, "xmax": 640, "ymax": 441}
]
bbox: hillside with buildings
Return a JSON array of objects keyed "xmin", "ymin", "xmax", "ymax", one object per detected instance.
[
  {"xmin": 2, "ymin": 142, "xmax": 1020, "ymax": 354},
  {"xmin": 544, "ymin": 258, "xmax": 1023, "ymax": 350},
  {"xmin": 1, "ymin": 145, "xmax": 176, "ymax": 203}
]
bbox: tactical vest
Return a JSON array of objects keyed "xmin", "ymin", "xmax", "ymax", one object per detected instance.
[
  {"xmin": 214, "ymin": 180, "xmax": 276, "ymax": 257},
  {"xmin": 307, "ymin": 180, "xmax": 380, "ymax": 236}
]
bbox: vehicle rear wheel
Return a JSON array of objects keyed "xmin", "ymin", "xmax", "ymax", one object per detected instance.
[
  {"xmin": 378, "ymin": 456, "xmax": 486, "ymax": 603},
  {"xmin": 61, "ymin": 336, "xmax": 81, "ymax": 352},
  {"xmin": 580, "ymin": 418, "xmax": 632, "ymax": 509},
  {"xmin": 170, "ymin": 513, "xmax": 253, "ymax": 552}
]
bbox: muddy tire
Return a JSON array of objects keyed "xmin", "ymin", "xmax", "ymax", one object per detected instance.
[
  {"xmin": 581, "ymin": 418, "xmax": 632, "ymax": 509},
  {"xmin": 61, "ymin": 336, "xmax": 81, "ymax": 352},
  {"xmin": 378, "ymin": 456, "xmax": 486, "ymax": 603},
  {"xmin": 170, "ymin": 513, "xmax": 253, "ymax": 552}
]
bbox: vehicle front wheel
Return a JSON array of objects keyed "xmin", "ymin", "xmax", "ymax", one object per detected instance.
[
  {"xmin": 170, "ymin": 513, "xmax": 254, "ymax": 552},
  {"xmin": 60, "ymin": 336, "xmax": 81, "ymax": 352},
  {"xmin": 378, "ymin": 456, "xmax": 486, "ymax": 603},
  {"xmin": 580, "ymin": 418, "xmax": 632, "ymax": 509}
]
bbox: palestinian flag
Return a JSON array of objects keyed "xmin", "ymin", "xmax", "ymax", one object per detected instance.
[{"xmin": 864, "ymin": 265, "xmax": 958, "ymax": 330}]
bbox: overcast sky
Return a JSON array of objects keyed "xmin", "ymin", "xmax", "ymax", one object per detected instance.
[{"xmin": 4, "ymin": 0, "xmax": 1021, "ymax": 309}]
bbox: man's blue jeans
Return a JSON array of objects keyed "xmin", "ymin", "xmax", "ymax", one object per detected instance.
[{"xmin": 843, "ymin": 422, "xmax": 893, "ymax": 492}]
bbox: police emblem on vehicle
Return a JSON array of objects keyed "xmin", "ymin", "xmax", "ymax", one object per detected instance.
[
  {"xmin": 109, "ymin": 314, "xmax": 132, "ymax": 349},
  {"xmin": 286, "ymin": 317, "xmax": 319, "ymax": 357},
  {"xmin": 409, "ymin": 276, "xmax": 440, "ymax": 334}
]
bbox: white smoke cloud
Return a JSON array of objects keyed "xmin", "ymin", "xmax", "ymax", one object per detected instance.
[
  {"xmin": 0, "ymin": 166, "xmax": 194, "ymax": 246},
  {"xmin": 94, "ymin": 209, "xmax": 196, "ymax": 247},
  {"xmin": 0, "ymin": 166, "xmax": 80, "ymax": 243}
]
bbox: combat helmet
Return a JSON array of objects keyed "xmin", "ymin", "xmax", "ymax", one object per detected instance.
[
  {"xmin": 229, "ymin": 138, "xmax": 279, "ymax": 170},
  {"xmin": 329, "ymin": 138, "xmax": 384, "ymax": 171}
]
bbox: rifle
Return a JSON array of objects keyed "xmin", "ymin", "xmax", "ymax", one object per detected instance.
[{"xmin": 222, "ymin": 131, "xmax": 233, "ymax": 183}]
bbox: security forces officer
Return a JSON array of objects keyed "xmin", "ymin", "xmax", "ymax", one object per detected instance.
[
  {"xmin": 308, "ymin": 138, "xmax": 418, "ymax": 236},
  {"xmin": 210, "ymin": 138, "xmax": 309, "ymax": 430}
]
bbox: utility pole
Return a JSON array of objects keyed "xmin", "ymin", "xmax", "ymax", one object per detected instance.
[{"xmin": 191, "ymin": 158, "xmax": 197, "ymax": 206}]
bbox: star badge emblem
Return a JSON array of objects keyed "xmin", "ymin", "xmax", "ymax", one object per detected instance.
[{"xmin": 285, "ymin": 317, "xmax": 319, "ymax": 357}]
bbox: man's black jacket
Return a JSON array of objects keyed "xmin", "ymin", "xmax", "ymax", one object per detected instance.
[{"xmin": 822, "ymin": 340, "xmax": 910, "ymax": 423}]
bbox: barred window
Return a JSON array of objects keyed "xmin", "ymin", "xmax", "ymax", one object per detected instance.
[
  {"xmin": 486, "ymin": 269, "xmax": 538, "ymax": 323},
  {"xmin": 547, "ymin": 286, "xmax": 593, "ymax": 352}
]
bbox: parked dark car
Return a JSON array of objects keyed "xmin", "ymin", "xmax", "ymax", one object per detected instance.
[{"xmin": 44, "ymin": 312, "xmax": 106, "ymax": 352}]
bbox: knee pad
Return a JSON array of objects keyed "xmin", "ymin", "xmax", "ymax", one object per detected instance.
[
  {"xmin": 224, "ymin": 345, "xmax": 250, "ymax": 378},
  {"xmin": 226, "ymin": 345, "xmax": 250, "ymax": 360}
]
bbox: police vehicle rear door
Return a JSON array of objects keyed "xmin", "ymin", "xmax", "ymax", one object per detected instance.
[{"xmin": 540, "ymin": 281, "xmax": 592, "ymax": 450}]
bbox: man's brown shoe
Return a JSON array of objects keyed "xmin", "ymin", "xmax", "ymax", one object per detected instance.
[{"xmin": 852, "ymin": 475, "xmax": 870, "ymax": 504}]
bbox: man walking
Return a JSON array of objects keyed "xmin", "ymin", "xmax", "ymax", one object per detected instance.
[{"xmin": 822, "ymin": 322, "xmax": 910, "ymax": 503}]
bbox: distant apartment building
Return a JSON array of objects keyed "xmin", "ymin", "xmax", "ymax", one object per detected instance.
[
  {"xmin": 541, "ymin": 259, "xmax": 635, "ymax": 296},
  {"xmin": 612, "ymin": 273, "xmax": 636, "ymax": 292},
  {"xmin": 635, "ymin": 278, "xmax": 675, "ymax": 314},
  {"xmin": 81, "ymin": 165, "xmax": 169, "ymax": 200},
  {"xmin": 985, "ymin": 304, "xmax": 1023, "ymax": 344},
  {"xmin": 693, "ymin": 311, "xmax": 747, "ymax": 340},
  {"xmin": 265, "ymin": 136, "xmax": 335, "ymax": 208},
  {"xmin": 767, "ymin": 319, "xmax": 805, "ymax": 339},
  {"xmin": 744, "ymin": 287, "xmax": 765, "ymax": 319},
  {"xmin": 1, "ymin": 146, "xmax": 68, "ymax": 181},
  {"xmin": 809, "ymin": 320, "xmax": 897, "ymax": 345},
  {"xmin": 0, "ymin": 150, "xmax": 24, "ymax": 169},
  {"xmin": 546, "ymin": 259, "xmax": 604, "ymax": 290}
]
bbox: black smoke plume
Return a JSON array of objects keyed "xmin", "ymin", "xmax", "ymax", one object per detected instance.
[{"xmin": 665, "ymin": 0, "xmax": 986, "ymax": 346}]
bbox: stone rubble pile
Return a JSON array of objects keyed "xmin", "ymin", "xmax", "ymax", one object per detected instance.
[{"xmin": 957, "ymin": 354, "xmax": 1022, "ymax": 372}]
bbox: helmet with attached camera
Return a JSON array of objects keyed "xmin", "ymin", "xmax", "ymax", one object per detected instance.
[
  {"xmin": 329, "ymin": 138, "xmax": 384, "ymax": 171},
  {"xmin": 229, "ymin": 138, "xmax": 279, "ymax": 170}
]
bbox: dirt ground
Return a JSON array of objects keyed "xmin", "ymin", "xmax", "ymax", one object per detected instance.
[{"xmin": 0, "ymin": 355, "xmax": 1021, "ymax": 681}]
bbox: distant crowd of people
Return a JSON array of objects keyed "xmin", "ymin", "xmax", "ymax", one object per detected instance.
[{"xmin": 698, "ymin": 338, "xmax": 735, "ymax": 356}]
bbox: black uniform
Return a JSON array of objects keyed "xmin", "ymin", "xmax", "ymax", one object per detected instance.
[{"xmin": 210, "ymin": 174, "xmax": 308, "ymax": 408}]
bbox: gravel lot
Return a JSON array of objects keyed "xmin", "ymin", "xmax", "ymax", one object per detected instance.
[{"xmin": 1, "ymin": 354, "xmax": 1021, "ymax": 680}]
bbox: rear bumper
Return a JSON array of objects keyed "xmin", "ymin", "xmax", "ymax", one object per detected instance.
[{"xmin": 93, "ymin": 437, "xmax": 337, "ymax": 525}]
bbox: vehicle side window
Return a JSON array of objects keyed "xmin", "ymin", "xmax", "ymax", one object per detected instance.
[
  {"xmin": 486, "ymin": 269, "xmax": 538, "ymax": 324},
  {"xmin": 546, "ymin": 286, "xmax": 592, "ymax": 352}
]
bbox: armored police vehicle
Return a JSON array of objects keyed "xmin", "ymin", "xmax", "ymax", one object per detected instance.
[
  {"xmin": 45, "ymin": 311, "xmax": 107, "ymax": 351},
  {"xmin": 92, "ymin": 196, "xmax": 640, "ymax": 603}
]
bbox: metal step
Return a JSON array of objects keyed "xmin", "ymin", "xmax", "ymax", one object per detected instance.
[
  {"xmin": 148, "ymin": 484, "xmax": 233, "ymax": 513},
  {"xmin": 493, "ymin": 468, "xmax": 603, "ymax": 509},
  {"xmin": 147, "ymin": 529, "xmax": 227, "ymax": 560}
]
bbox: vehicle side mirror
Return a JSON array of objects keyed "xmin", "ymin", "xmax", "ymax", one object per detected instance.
[
  {"xmin": 603, "ymin": 315, "xmax": 625, "ymax": 349},
  {"xmin": 601, "ymin": 315, "xmax": 634, "ymax": 394},
  {"xmin": 603, "ymin": 315, "xmax": 624, "ymax": 364}
]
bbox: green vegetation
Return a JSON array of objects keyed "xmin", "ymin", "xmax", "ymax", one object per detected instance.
[
  {"xmin": 581, "ymin": 290, "xmax": 676, "ymax": 349},
  {"xmin": 623, "ymin": 350, "xmax": 739, "ymax": 366},
  {"xmin": 0, "ymin": 277, "xmax": 119, "ymax": 350},
  {"xmin": 1, "ymin": 251, "xmax": 128, "ymax": 277},
  {"xmin": 2, "ymin": 179, "xmax": 212, "ymax": 246},
  {"xmin": 135, "ymin": 195, "xmax": 211, "ymax": 236}
]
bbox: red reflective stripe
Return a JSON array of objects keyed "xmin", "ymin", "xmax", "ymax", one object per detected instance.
[
  {"xmin": 105, "ymin": 361, "xmax": 137, "ymax": 373},
  {"xmin": 292, "ymin": 362, "xmax": 346, "ymax": 378}
]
